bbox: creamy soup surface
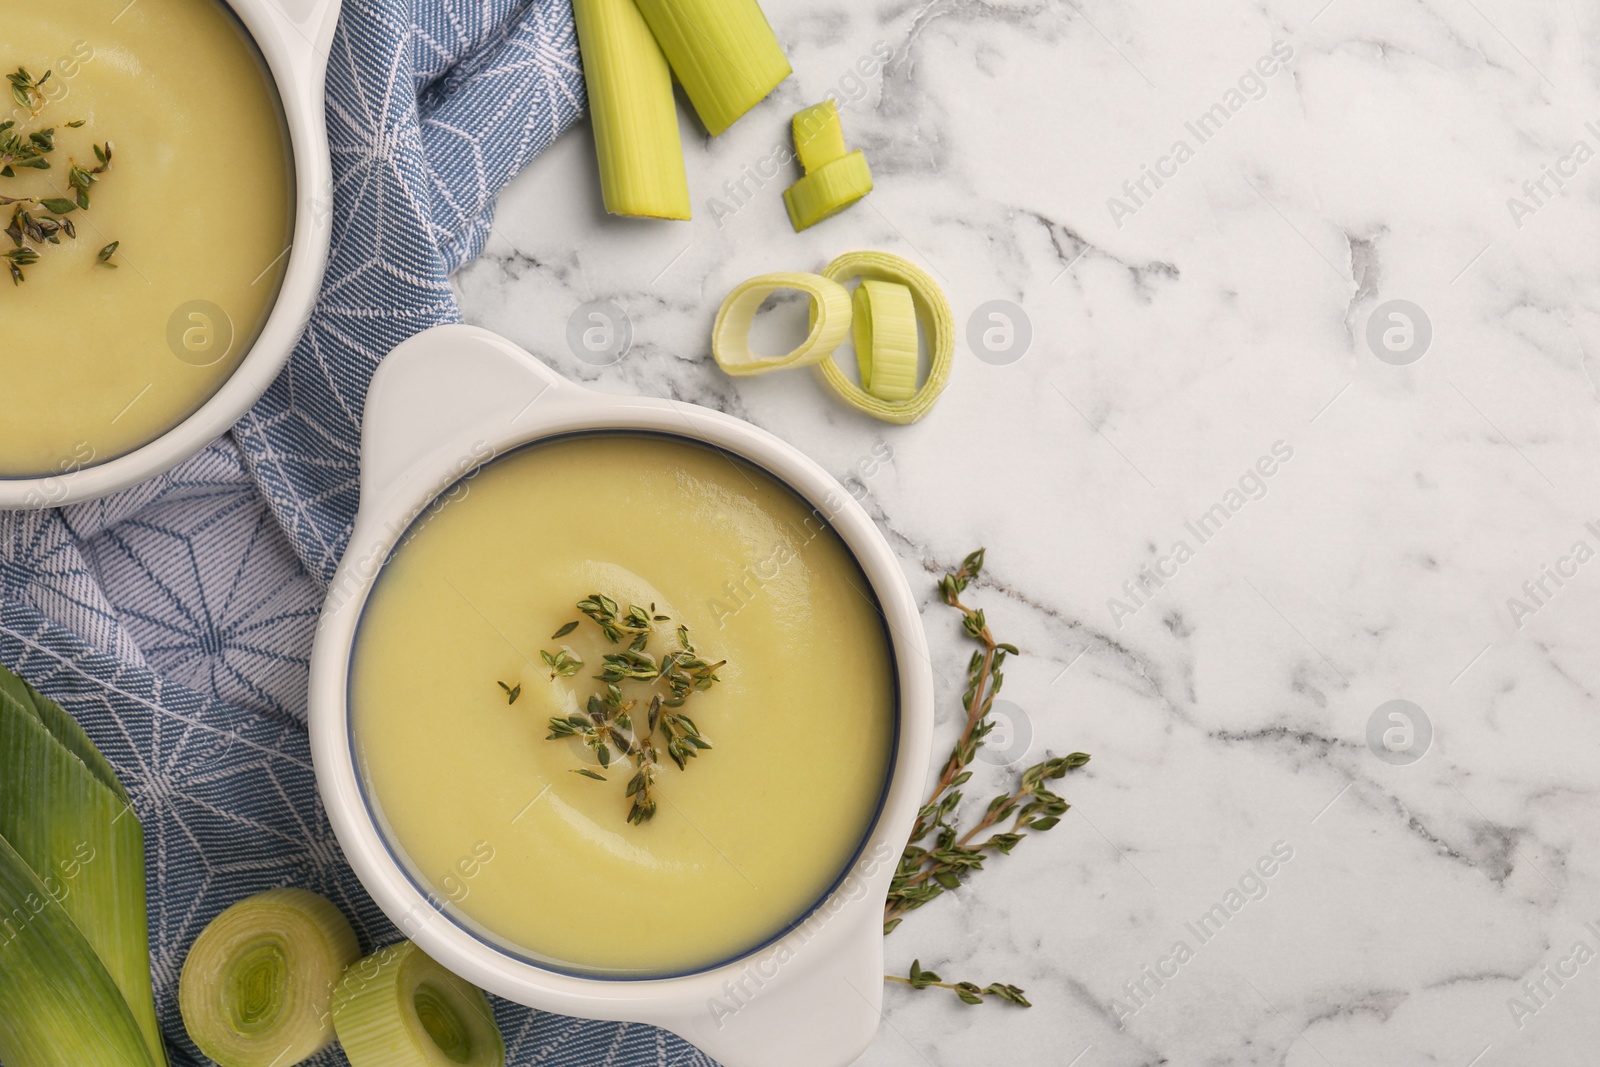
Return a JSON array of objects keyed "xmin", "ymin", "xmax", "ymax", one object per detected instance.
[
  {"xmin": 350, "ymin": 435, "xmax": 896, "ymax": 975},
  {"xmin": 1, "ymin": 0, "xmax": 293, "ymax": 478}
]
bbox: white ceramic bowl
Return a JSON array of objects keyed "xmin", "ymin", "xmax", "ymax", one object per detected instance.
[
  {"xmin": 0, "ymin": 0, "xmax": 341, "ymax": 509},
  {"xmin": 308, "ymin": 324, "xmax": 935, "ymax": 1067}
]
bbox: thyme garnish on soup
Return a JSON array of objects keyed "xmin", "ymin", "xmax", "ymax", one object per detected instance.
[
  {"xmin": 1, "ymin": 67, "xmax": 119, "ymax": 284},
  {"xmin": 500, "ymin": 594, "xmax": 723, "ymax": 825}
]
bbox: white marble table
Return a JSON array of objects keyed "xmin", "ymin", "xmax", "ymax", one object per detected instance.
[{"xmin": 456, "ymin": 0, "xmax": 1600, "ymax": 1062}]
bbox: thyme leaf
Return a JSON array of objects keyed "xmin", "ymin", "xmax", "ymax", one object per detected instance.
[{"xmin": 539, "ymin": 647, "xmax": 584, "ymax": 679}]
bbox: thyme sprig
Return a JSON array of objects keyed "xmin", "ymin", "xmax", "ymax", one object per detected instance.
[
  {"xmin": 577, "ymin": 594, "xmax": 666, "ymax": 645},
  {"xmin": 884, "ymin": 549, "xmax": 1091, "ymax": 1008},
  {"xmin": 509, "ymin": 595, "xmax": 722, "ymax": 824},
  {"xmin": 625, "ymin": 733, "xmax": 661, "ymax": 824},
  {"xmin": 1, "ymin": 68, "xmax": 117, "ymax": 284},
  {"xmin": 67, "ymin": 141, "xmax": 114, "ymax": 210},
  {"xmin": 886, "ymin": 960, "xmax": 1032, "ymax": 1007}
]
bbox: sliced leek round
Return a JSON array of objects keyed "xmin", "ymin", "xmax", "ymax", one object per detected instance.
[
  {"xmin": 814, "ymin": 251, "xmax": 954, "ymax": 424},
  {"xmin": 332, "ymin": 941, "xmax": 505, "ymax": 1067},
  {"xmin": 712, "ymin": 272, "xmax": 852, "ymax": 376},
  {"xmin": 852, "ymin": 280, "xmax": 918, "ymax": 401},
  {"xmin": 783, "ymin": 151, "xmax": 873, "ymax": 232},
  {"xmin": 178, "ymin": 889, "xmax": 360, "ymax": 1067}
]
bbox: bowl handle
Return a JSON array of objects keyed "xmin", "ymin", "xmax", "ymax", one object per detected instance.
[
  {"xmin": 652, "ymin": 883, "xmax": 890, "ymax": 1067},
  {"xmin": 258, "ymin": 0, "xmax": 344, "ymax": 56},
  {"xmin": 359, "ymin": 324, "xmax": 575, "ymax": 509}
]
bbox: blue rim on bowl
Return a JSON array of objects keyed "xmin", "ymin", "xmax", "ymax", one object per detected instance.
[{"xmin": 343, "ymin": 428, "xmax": 903, "ymax": 981}]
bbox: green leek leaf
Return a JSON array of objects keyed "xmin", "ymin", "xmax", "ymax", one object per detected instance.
[
  {"xmin": 0, "ymin": 829, "xmax": 154, "ymax": 1067},
  {"xmin": 0, "ymin": 666, "xmax": 166, "ymax": 1067}
]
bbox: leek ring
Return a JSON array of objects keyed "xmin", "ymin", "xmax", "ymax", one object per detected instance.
[
  {"xmin": 813, "ymin": 251, "xmax": 954, "ymax": 423},
  {"xmin": 712, "ymin": 272, "xmax": 852, "ymax": 376},
  {"xmin": 332, "ymin": 941, "xmax": 505, "ymax": 1067},
  {"xmin": 178, "ymin": 889, "xmax": 359, "ymax": 1067},
  {"xmin": 783, "ymin": 151, "xmax": 873, "ymax": 232}
]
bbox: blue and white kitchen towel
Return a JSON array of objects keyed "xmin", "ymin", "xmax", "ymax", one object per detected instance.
[{"xmin": 0, "ymin": 1, "xmax": 715, "ymax": 1063}]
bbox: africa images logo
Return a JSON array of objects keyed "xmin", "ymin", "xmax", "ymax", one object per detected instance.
[
  {"xmin": 1106, "ymin": 42, "xmax": 1295, "ymax": 229},
  {"xmin": 1108, "ymin": 441, "xmax": 1294, "ymax": 628}
]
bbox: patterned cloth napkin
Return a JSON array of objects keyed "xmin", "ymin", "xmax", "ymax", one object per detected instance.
[{"xmin": 0, "ymin": 2, "xmax": 712, "ymax": 1064}]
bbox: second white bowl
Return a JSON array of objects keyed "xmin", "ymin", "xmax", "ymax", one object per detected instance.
[{"xmin": 309, "ymin": 324, "xmax": 934, "ymax": 1067}]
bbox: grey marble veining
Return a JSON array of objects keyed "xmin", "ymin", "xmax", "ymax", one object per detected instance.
[{"xmin": 455, "ymin": 0, "xmax": 1600, "ymax": 1062}]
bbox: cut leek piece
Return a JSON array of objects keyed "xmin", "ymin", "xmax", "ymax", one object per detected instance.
[
  {"xmin": 333, "ymin": 941, "xmax": 505, "ymax": 1067},
  {"xmin": 852, "ymin": 280, "xmax": 918, "ymax": 401},
  {"xmin": 178, "ymin": 889, "xmax": 360, "ymax": 1067},
  {"xmin": 0, "ymin": 830, "xmax": 156, "ymax": 1067},
  {"xmin": 713, "ymin": 271, "xmax": 851, "ymax": 376},
  {"xmin": 813, "ymin": 251, "xmax": 954, "ymax": 424},
  {"xmin": 0, "ymin": 667, "xmax": 167, "ymax": 1067},
  {"xmin": 792, "ymin": 100, "xmax": 848, "ymax": 173},
  {"xmin": 631, "ymin": 0, "xmax": 792, "ymax": 136},
  {"xmin": 573, "ymin": 0, "xmax": 691, "ymax": 219},
  {"xmin": 784, "ymin": 99, "xmax": 872, "ymax": 231},
  {"xmin": 784, "ymin": 152, "xmax": 873, "ymax": 231}
]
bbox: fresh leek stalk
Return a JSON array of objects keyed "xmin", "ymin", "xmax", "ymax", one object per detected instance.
[
  {"xmin": 573, "ymin": 0, "xmax": 692, "ymax": 219},
  {"xmin": 178, "ymin": 889, "xmax": 361, "ymax": 1067},
  {"xmin": 783, "ymin": 100, "xmax": 873, "ymax": 231},
  {"xmin": 0, "ymin": 666, "xmax": 165, "ymax": 1067},
  {"xmin": 630, "ymin": 0, "xmax": 792, "ymax": 136},
  {"xmin": 852, "ymin": 279, "xmax": 919, "ymax": 401},
  {"xmin": 332, "ymin": 941, "xmax": 505, "ymax": 1067}
]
